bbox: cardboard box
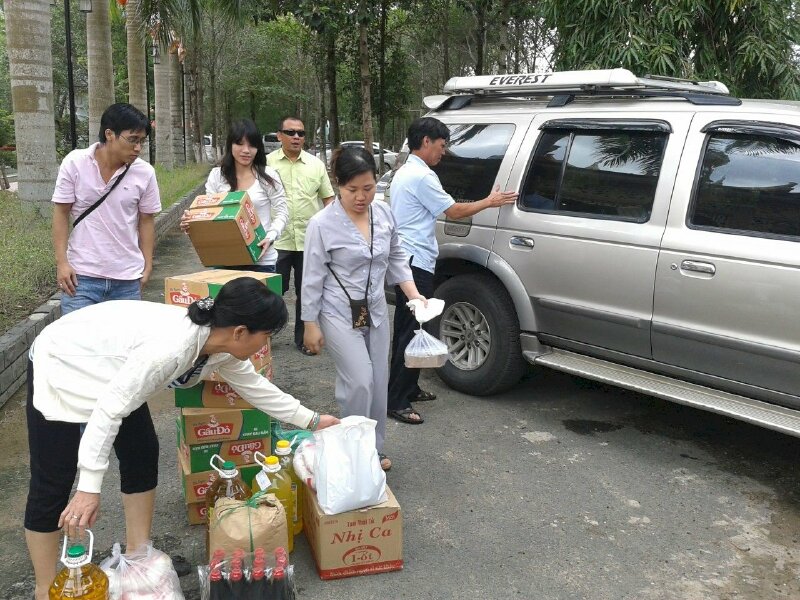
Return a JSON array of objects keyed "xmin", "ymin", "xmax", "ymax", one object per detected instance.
[
  {"xmin": 303, "ymin": 484, "xmax": 403, "ymax": 580},
  {"xmin": 178, "ymin": 449, "xmax": 261, "ymax": 504},
  {"xmin": 179, "ymin": 407, "xmax": 271, "ymax": 445},
  {"xmin": 185, "ymin": 191, "xmax": 267, "ymax": 266},
  {"xmin": 174, "ymin": 378, "xmax": 257, "ymax": 409},
  {"xmin": 186, "ymin": 501, "xmax": 208, "ymax": 526},
  {"xmin": 164, "ymin": 269, "xmax": 283, "ymax": 305},
  {"xmin": 177, "ymin": 418, "xmax": 269, "ymax": 472}
]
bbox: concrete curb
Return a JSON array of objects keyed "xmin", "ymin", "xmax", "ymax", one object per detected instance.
[{"xmin": 0, "ymin": 179, "xmax": 207, "ymax": 410}]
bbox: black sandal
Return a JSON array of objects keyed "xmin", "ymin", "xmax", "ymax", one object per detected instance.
[
  {"xmin": 298, "ymin": 344, "xmax": 316, "ymax": 356},
  {"xmin": 410, "ymin": 389, "xmax": 437, "ymax": 402},
  {"xmin": 387, "ymin": 408, "xmax": 424, "ymax": 424}
]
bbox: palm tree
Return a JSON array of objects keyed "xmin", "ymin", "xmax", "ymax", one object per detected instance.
[
  {"xmin": 153, "ymin": 42, "xmax": 173, "ymax": 168},
  {"xmin": 169, "ymin": 45, "xmax": 185, "ymax": 166},
  {"xmin": 86, "ymin": 0, "xmax": 115, "ymax": 139},
  {"xmin": 5, "ymin": 0, "xmax": 58, "ymax": 211},
  {"xmin": 126, "ymin": 0, "xmax": 150, "ymax": 162}
]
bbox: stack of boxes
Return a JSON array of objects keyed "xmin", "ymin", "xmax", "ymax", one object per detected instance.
[{"xmin": 164, "ymin": 269, "xmax": 282, "ymax": 524}]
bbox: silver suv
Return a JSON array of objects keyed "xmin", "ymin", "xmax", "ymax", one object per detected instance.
[{"xmin": 419, "ymin": 69, "xmax": 800, "ymax": 437}]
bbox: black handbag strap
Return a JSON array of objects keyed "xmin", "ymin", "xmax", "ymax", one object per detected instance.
[
  {"xmin": 72, "ymin": 163, "xmax": 131, "ymax": 227},
  {"xmin": 327, "ymin": 207, "xmax": 374, "ymax": 300}
]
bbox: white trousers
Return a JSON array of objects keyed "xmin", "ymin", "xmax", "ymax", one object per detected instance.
[{"xmin": 319, "ymin": 312, "xmax": 389, "ymax": 453}]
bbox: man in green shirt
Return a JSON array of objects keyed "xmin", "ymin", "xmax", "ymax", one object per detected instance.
[{"xmin": 267, "ymin": 116, "xmax": 335, "ymax": 355}]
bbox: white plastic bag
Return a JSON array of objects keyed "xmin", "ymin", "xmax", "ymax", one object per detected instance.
[
  {"xmin": 405, "ymin": 327, "xmax": 450, "ymax": 368},
  {"xmin": 313, "ymin": 415, "xmax": 387, "ymax": 514},
  {"xmin": 100, "ymin": 542, "xmax": 185, "ymax": 600},
  {"xmin": 407, "ymin": 297, "xmax": 445, "ymax": 324},
  {"xmin": 293, "ymin": 437, "xmax": 318, "ymax": 490}
]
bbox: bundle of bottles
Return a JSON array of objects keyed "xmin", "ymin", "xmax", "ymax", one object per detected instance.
[
  {"xmin": 205, "ymin": 547, "xmax": 296, "ymax": 600},
  {"xmin": 206, "ymin": 439, "xmax": 303, "ymax": 553}
]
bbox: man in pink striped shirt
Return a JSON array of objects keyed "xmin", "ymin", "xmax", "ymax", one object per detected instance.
[{"xmin": 52, "ymin": 103, "xmax": 161, "ymax": 314}]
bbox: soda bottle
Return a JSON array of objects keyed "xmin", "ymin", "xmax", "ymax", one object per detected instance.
[
  {"xmin": 206, "ymin": 454, "xmax": 252, "ymax": 522},
  {"xmin": 275, "ymin": 439, "xmax": 304, "ymax": 535},
  {"xmin": 49, "ymin": 530, "xmax": 109, "ymax": 599},
  {"xmin": 270, "ymin": 566, "xmax": 289, "ymax": 600},
  {"xmin": 253, "ymin": 452, "xmax": 294, "ymax": 553},
  {"xmin": 208, "ymin": 566, "xmax": 227, "ymax": 600},
  {"xmin": 248, "ymin": 561, "xmax": 267, "ymax": 600},
  {"xmin": 228, "ymin": 557, "xmax": 247, "ymax": 600}
]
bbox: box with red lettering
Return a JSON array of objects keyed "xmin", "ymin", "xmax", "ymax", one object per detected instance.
[{"xmin": 302, "ymin": 484, "xmax": 403, "ymax": 579}]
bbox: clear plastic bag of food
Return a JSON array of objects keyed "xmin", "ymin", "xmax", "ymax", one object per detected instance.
[
  {"xmin": 100, "ymin": 541, "xmax": 185, "ymax": 600},
  {"xmin": 404, "ymin": 327, "xmax": 450, "ymax": 368}
]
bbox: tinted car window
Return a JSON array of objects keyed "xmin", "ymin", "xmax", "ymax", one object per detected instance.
[
  {"xmin": 690, "ymin": 133, "xmax": 800, "ymax": 238},
  {"xmin": 432, "ymin": 124, "xmax": 516, "ymax": 201},
  {"xmin": 521, "ymin": 129, "xmax": 668, "ymax": 221}
]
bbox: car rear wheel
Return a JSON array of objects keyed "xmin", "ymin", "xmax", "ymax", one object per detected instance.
[{"xmin": 432, "ymin": 273, "xmax": 526, "ymax": 396}]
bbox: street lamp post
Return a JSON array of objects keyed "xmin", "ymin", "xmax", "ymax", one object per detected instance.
[{"xmin": 53, "ymin": 0, "xmax": 93, "ymax": 149}]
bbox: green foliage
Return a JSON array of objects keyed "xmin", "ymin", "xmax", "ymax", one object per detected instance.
[
  {"xmin": 154, "ymin": 163, "xmax": 210, "ymax": 209},
  {"xmin": 539, "ymin": 0, "xmax": 800, "ymax": 99},
  {"xmin": 0, "ymin": 192, "xmax": 56, "ymax": 332}
]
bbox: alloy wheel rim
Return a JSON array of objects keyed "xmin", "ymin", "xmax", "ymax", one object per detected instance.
[{"xmin": 440, "ymin": 301, "xmax": 491, "ymax": 371}]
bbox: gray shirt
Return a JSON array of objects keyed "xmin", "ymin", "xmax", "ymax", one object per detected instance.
[{"xmin": 302, "ymin": 199, "xmax": 412, "ymax": 327}]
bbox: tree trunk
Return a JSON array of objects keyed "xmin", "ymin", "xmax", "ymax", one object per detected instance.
[
  {"xmin": 126, "ymin": 0, "xmax": 149, "ymax": 162},
  {"xmin": 189, "ymin": 34, "xmax": 204, "ymax": 163},
  {"xmin": 6, "ymin": 0, "xmax": 57, "ymax": 211},
  {"xmin": 86, "ymin": 0, "xmax": 114, "ymax": 140},
  {"xmin": 378, "ymin": 0, "xmax": 387, "ymax": 170},
  {"xmin": 325, "ymin": 32, "xmax": 339, "ymax": 148},
  {"xmin": 184, "ymin": 64, "xmax": 195, "ymax": 163},
  {"xmin": 169, "ymin": 49, "xmax": 185, "ymax": 167},
  {"xmin": 358, "ymin": 23, "xmax": 373, "ymax": 152},
  {"xmin": 442, "ymin": 0, "xmax": 451, "ymax": 82},
  {"xmin": 154, "ymin": 44, "xmax": 173, "ymax": 168},
  {"xmin": 497, "ymin": 0, "xmax": 511, "ymax": 74},
  {"xmin": 475, "ymin": 5, "xmax": 486, "ymax": 75}
]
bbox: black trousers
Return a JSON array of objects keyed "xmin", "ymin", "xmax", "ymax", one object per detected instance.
[
  {"xmin": 276, "ymin": 249, "xmax": 306, "ymax": 347},
  {"xmin": 387, "ymin": 263, "xmax": 435, "ymax": 412},
  {"xmin": 24, "ymin": 361, "xmax": 159, "ymax": 533}
]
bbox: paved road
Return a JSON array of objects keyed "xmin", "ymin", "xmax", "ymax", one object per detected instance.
[{"xmin": 1, "ymin": 228, "xmax": 798, "ymax": 599}]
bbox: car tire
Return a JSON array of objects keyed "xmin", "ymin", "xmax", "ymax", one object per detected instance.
[{"xmin": 432, "ymin": 273, "xmax": 527, "ymax": 396}]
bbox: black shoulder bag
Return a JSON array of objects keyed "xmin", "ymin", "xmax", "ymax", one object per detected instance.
[
  {"xmin": 327, "ymin": 207, "xmax": 374, "ymax": 329},
  {"xmin": 72, "ymin": 163, "xmax": 131, "ymax": 228}
]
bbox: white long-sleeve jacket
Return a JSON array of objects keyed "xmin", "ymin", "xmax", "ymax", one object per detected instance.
[{"xmin": 31, "ymin": 300, "xmax": 314, "ymax": 494}]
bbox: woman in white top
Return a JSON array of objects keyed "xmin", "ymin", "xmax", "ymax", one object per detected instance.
[
  {"xmin": 202, "ymin": 119, "xmax": 289, "ymax": 272},
  {"xmin": 24, "ymin": 277, "xmax": 337, "ymax": 600}
]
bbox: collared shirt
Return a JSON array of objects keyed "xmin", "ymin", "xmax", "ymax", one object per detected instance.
[
  {"xmin": 301, "ymin": 199, "xmax": 411, "ymax": 328},
  {"xmin": 31, "ymin": 300, "xmax": 314, "ymax": 494},
  {"xmin": 205, "ymin": 167, "xmax": 289, "ymax": 266},
  {"xmin": 390, "ymin": 154, "xmax": 455, "ymax": 273},
  {"xmin": 52, "ymin": 142, "xmax": 162, "ymax": 280},
  {"xmin": 266, "ymin": 148, "xmax": 334, "ymax": 251}
]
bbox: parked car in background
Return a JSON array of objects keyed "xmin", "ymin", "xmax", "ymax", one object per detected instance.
[
  {"xmin": 263, "ymin": 132, "xmax": 281, "ymax": 154},
  {"xmin": 203, "ymin": 134, "xmax": 215, "ymax": 162},
  {"xmin": 340, "ymin": 141, "xmax": 398, "ymax": 173},
  {"xmin": 374, "ymin": 169, "xmax": 395, "ymax": 204},
  {"xmin": 418, "ymin": 68, "xmax": 800, "ymax": 438}
]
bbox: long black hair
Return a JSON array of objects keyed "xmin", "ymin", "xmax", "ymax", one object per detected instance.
[
  {"xmin": 220, "ymin": 119, "xmax": 276, "ymax": 190},
  {"xmin": 331, "ymin": 146, "xmax": 376, "ymax": 185},
  {"xmin": 187, "ymin": 277, "xmax": 287, "ymax": 334}
]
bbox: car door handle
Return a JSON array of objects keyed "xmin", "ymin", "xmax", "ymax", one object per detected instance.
[
  {"xmin": 510, "ymin": 236, "xmax": 535, "ymax": 249},
  {"xmin": 680, "ymin": 260, "xmax": 716, "ymax": 275}
]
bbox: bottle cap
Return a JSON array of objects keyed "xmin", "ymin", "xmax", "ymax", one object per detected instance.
[
  {"xmin": 222, "ymin": 460, "xmax": 236, "ymax": 470},
  {"xmin": 265, "ymin": 455, "xmax": 279, "ymax": 466},
  {"xmin": 274, "ymin": 566, "xmax": 285, "ymax": 579},
  {"xmin": 275, "ymin": 440, "xmax": 291, "ymax": 455},
  {"xmin": 67, "ymin": 545, "xmax": 85, "ymax": 558},
  {"xmin": 209, "ymin": 568, "xmax": 222, "ymax": 582}
]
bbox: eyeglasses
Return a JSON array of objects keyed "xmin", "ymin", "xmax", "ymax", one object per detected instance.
[
  {"xmin": 280, "ymin": 129, "xmax": 306, "ymax": 138},
  {"xmin": 118, "ymin": 134, "xmax": 147, "ymax": 147}
]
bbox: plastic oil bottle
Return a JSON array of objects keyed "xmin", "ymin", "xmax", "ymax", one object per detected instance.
[
  {"xmin": 49, "ymin": 530, "xmax": 109, "ymax": 599},
  {"xmin": 205, "ymin": 454, "xmax": 252, "ymax": 522},
  {"xmin": 253, "ymin": 451, "xmax": 294, "ymax": 553},
  {"xmin": 275, "ymin": 439, "xmax": 304, "ymax": 535}
]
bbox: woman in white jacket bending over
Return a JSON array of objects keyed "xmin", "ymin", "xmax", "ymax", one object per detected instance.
[{"xmin": 24, "ymin": 276, "xmax": 337, "ymax": 600}]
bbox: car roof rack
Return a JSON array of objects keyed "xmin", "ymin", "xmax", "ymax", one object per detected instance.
[{"xmin": 431, "ymin": 68, "xmax": 741, "ymax": 109}]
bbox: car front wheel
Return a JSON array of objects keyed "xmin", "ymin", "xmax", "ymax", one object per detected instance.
[{"xmin": 432, "ymin": 273, "xmax": 526, "ymax": 396}]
